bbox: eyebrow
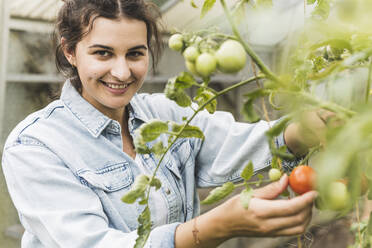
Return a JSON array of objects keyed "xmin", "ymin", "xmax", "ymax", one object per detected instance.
[{"xmin": 88, "ymin": 44, "xmax": 148, "ymax": 51}]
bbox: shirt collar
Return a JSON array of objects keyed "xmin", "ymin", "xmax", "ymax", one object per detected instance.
[{"xmin": 60, "ymin": 80, "xmax": 149, "ymax": 137}]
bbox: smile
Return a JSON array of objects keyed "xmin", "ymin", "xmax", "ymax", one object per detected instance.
[{"xmin": 100, "ymin": 80, "xmax": 133, "ymax": 89}]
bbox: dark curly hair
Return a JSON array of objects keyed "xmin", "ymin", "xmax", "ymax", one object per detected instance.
[{"xmin": 54, "ymin": 0, "xmax": 163, "ymax": 94}]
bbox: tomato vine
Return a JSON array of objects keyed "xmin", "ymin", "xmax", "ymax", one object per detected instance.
[{"xmin": 121, "ymin": 0, "xmax": 372, "ymax": 247}]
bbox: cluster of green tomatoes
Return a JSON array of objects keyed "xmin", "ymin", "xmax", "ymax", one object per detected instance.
[{"xmin": 168, "ymin": 33, "xmax": 247, "ymax": 78}]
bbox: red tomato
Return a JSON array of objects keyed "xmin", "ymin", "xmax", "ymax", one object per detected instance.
[{"xmin": 289, "ymin": 165, "xmax": 316, "ymax": 195}]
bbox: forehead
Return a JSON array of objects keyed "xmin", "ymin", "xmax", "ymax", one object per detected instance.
[{"xmin": 81, "ymin": 16, "xmax": 148, "ymax": 48}]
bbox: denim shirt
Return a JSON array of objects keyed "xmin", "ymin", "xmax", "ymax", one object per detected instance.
[{"xmin": 2, "ymin": 80, "xmax": 294, "ymax": 248}]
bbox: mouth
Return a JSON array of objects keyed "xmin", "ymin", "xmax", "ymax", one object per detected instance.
[{"xmin": 100, "ymin": 80, "xmax": 133, "ymax": 89}]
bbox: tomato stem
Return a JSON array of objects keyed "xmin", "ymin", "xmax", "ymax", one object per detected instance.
[{"xmin": 219, "ymin": 0, "xmax": 281, "ymax": 83}]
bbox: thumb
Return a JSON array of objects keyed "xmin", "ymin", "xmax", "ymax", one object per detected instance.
[{"xmin": 253, "ymin": 174, "xmax": 289, "ymax": 200}]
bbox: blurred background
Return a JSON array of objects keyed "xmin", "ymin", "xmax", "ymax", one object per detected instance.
[{"xmin": 0, "ymin": 0, "xmax": 356, "ymax": 247}]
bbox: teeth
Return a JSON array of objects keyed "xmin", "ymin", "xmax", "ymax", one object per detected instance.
[{"xmin": 106, "ymin": 83, "xmax": 128, "ymax": 89}]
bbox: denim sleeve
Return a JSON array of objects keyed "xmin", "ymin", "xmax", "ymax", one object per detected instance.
[
  {"xmin": 2, "ymin": 143, "xmax": 180, "ymax": 248},
  {"xmin": 189, "ymin": 110, "xmax": 296, "ymax": 187}
]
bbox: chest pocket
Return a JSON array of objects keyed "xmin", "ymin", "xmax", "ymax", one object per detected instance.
[
  {"xmin": 77, "ymin": 162, "xmax": 133, "ymax": 192},
  {"xmin": 163, "ymin": 139, "xmax": 193, "ymax": 181}
]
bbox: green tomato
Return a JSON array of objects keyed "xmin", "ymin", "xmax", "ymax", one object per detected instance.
[
  {"xmin": 327, "ymin": 181, "xmax": 350, "ymax": 211},
  {"xmin": 168, "ymin": 34, "xmax": 184, "ymax": 51},
  {"xmin": 268, "ymin": 168, "xmax": 282, "ymax": 181},
  {"xmin": 183, "ymin": 46, "xmax": 200, "ymax": 62},
  {"xmin": 185, "ymin": 61, "xmax": 200, "ymax": 77},
  {"xmin": 195, "ymin": 53, "xmax": 217, "ymax": 78},
  {"xmin": 215, "ymin": 40, "xmax": 247, "ymax": 73}
]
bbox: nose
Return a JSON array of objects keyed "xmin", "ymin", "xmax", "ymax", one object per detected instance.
[{"xmin": 110, "ymin": 57, "xmax": 131, "ymax": 82}]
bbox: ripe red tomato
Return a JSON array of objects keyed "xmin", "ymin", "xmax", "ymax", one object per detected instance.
[{"xmin": 289, "ymin": 165, "xmax": 316, "ymax": 195}]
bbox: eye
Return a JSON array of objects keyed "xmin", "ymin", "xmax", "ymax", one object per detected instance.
[
  {"xmin": 127, "ymin": 51, "xmax": 144, "ymax": 58},
  {"xmin": 93, "ymin": 50, "xmax": 112, "ymax": 57}
]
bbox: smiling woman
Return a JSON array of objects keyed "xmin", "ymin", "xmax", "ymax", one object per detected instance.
[
  {"xmin": 62, "ymin": 17, "xmax": 149, "ymax": 122},
  {"xmin": 1, "ymin": 1, "xmax": 319, "ymax": 248}
]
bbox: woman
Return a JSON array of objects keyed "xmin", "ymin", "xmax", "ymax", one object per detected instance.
[{"xmin": 2, "ymin": 0, "xmax": 318, "ymax": 247}]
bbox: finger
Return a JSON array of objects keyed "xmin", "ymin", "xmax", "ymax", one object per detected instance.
[
  {"xmin": 273, "ymin": 209, "xmax": 313, "ymax": 237},
  {"xmin": 253, "ymin": 174, "xmax": 288, "ymax": 199},
  {"xmin": 252, "ymin": 191, "xmax": 317, "ymax": 218},
  {"xmin": 259, "ymin": 206, "xmax": 313, "ymax": 235},
  {"xmin": 271, "ymin": 222, "xmax": 311, "ymax": 237}
]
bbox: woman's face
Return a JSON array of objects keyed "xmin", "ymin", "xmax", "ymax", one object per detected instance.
[{"xmin": 64, "ymin": 16, "xmax": 149, "ymax": 120}]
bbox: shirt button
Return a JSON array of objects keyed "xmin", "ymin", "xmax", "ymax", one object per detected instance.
[
  {"xmin": 165, "ymin": 188, "xmax": 171, "ymax": 195},
  {"xmin": 143, "ymin": 154, "xmax": 150, "ymax": 159}
]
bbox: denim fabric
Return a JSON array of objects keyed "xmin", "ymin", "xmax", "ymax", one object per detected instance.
[{"xmin": 2, "ymin": 80, "xmax": 293, "ymax": 248}]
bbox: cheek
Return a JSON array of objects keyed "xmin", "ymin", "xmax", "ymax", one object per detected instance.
[
  {"xmin": 79, "ymin": 61, "xmax": 109, "ymax": 80},
  {"xmin": 132, "ymin": 60, "xmax": 149, "ymax": 78}
]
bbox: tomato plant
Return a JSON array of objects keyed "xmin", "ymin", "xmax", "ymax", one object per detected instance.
[
  {"xmin": 121, "ymin": 0, "xmax": 372, "ymax": 247},
  {"xmin": 289, "ymin": 165, "xmax": 316, "ymax": 195}
]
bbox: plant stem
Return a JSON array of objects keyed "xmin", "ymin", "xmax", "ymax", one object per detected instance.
[
  {"xmin": 235, "ymin": 179, "xmax": 272, "ymax": 188},
  {"xmin": 219, "ymin": 0, "xmax": 281, "ymax": 83},
  {"xmin": 298, "ymin": 144, "xmax": 321, "ymax": 165},
  {"xmin": 144, "ymin": 75, "xmax": 265, "ymax": 202}
]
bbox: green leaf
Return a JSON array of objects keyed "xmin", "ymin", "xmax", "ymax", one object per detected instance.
[
  {"xmin": 241, "ymin": 161, "xmax": 254, "ymax": 181},
  {"xmin": 201, "ymin": 0, "xmax": 217, "ymax": 18},
  {"xmin": 179, "ymin": 125, "xmax": 205, "ymax": 139},
  {"xmin": 121, "ymin": 174, "xmax": 150, "ymax": 204},
  {"xmin": 175, "ymin": 72, "xmax": 197, "ymax": 89},
  {"xmin": 307, "ymin": 0, "xmax": 316, "ymax": 4},
  {"xmin": 134, "ymin": 206, "xmax": 152, "ymax": 248},
  {"xmin": 165, "ymin": 79, "xmax": 192, "ymax": 107},
  {"xmin": 265, "ymin": 116, "xmax": 291, "ymax": 138},
  {"xmin": 134, "ymin": 135, "xmax": 151, "ymax": 154},
  {"xmin": 270, "ymin": 143, "xmax": 295, "ymax": 160},
  {"xmin": 190, "ymin": 0, "xmax": 198, "ymax": 8},
  {"xmin": 150, "ymin": 177, "xmax": 162, "ymax": 190},
  {"xmin": 151, "ymin": 141, "xmax": 167, "ymax": 158},
  {"xmin": 312, "ymin": 0, "xmax": 331, "ymax": 20},
  {"xmin": 139, "ymin": 120, "xmax": 169, "ymax": 142},
  {"xmin": 194, "ymin": 88, "xmax": 217, "ymax": 114},
  {"xmin": 240, "ymin": 187, "xmax": 253, "ymax": 209},
  {"xmin": 201, "ymin": 182, "xmax": 235, "ymax": 205},
  {"xmin": 138, "ymin": 198, "xmax": 148, "ymax": 205},
  {"xmin": 242, "ymin": 99, "xmax": 260, "ymax": 123},
  {"xmin": 171, "ymin": 122, "xmax": 205, "ymax": 139}
]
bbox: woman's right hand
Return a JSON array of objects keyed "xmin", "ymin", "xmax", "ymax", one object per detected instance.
[
  {"xmin": 216, "ymin": 174, "xmax": 317, "ymax": 238},
  {"xmin": 175, "ymin": 174, "xmax": 317, "ymax": 248}
]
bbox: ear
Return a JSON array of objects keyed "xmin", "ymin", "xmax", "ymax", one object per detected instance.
[{"xmin": 61, "ymin": 37, "xmax": 76, "ymax": 67}]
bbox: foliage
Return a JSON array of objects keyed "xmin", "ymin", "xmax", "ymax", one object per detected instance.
[{"xmin": 122, "ymin": 0, "xmax": 372, "ymax": 247}]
